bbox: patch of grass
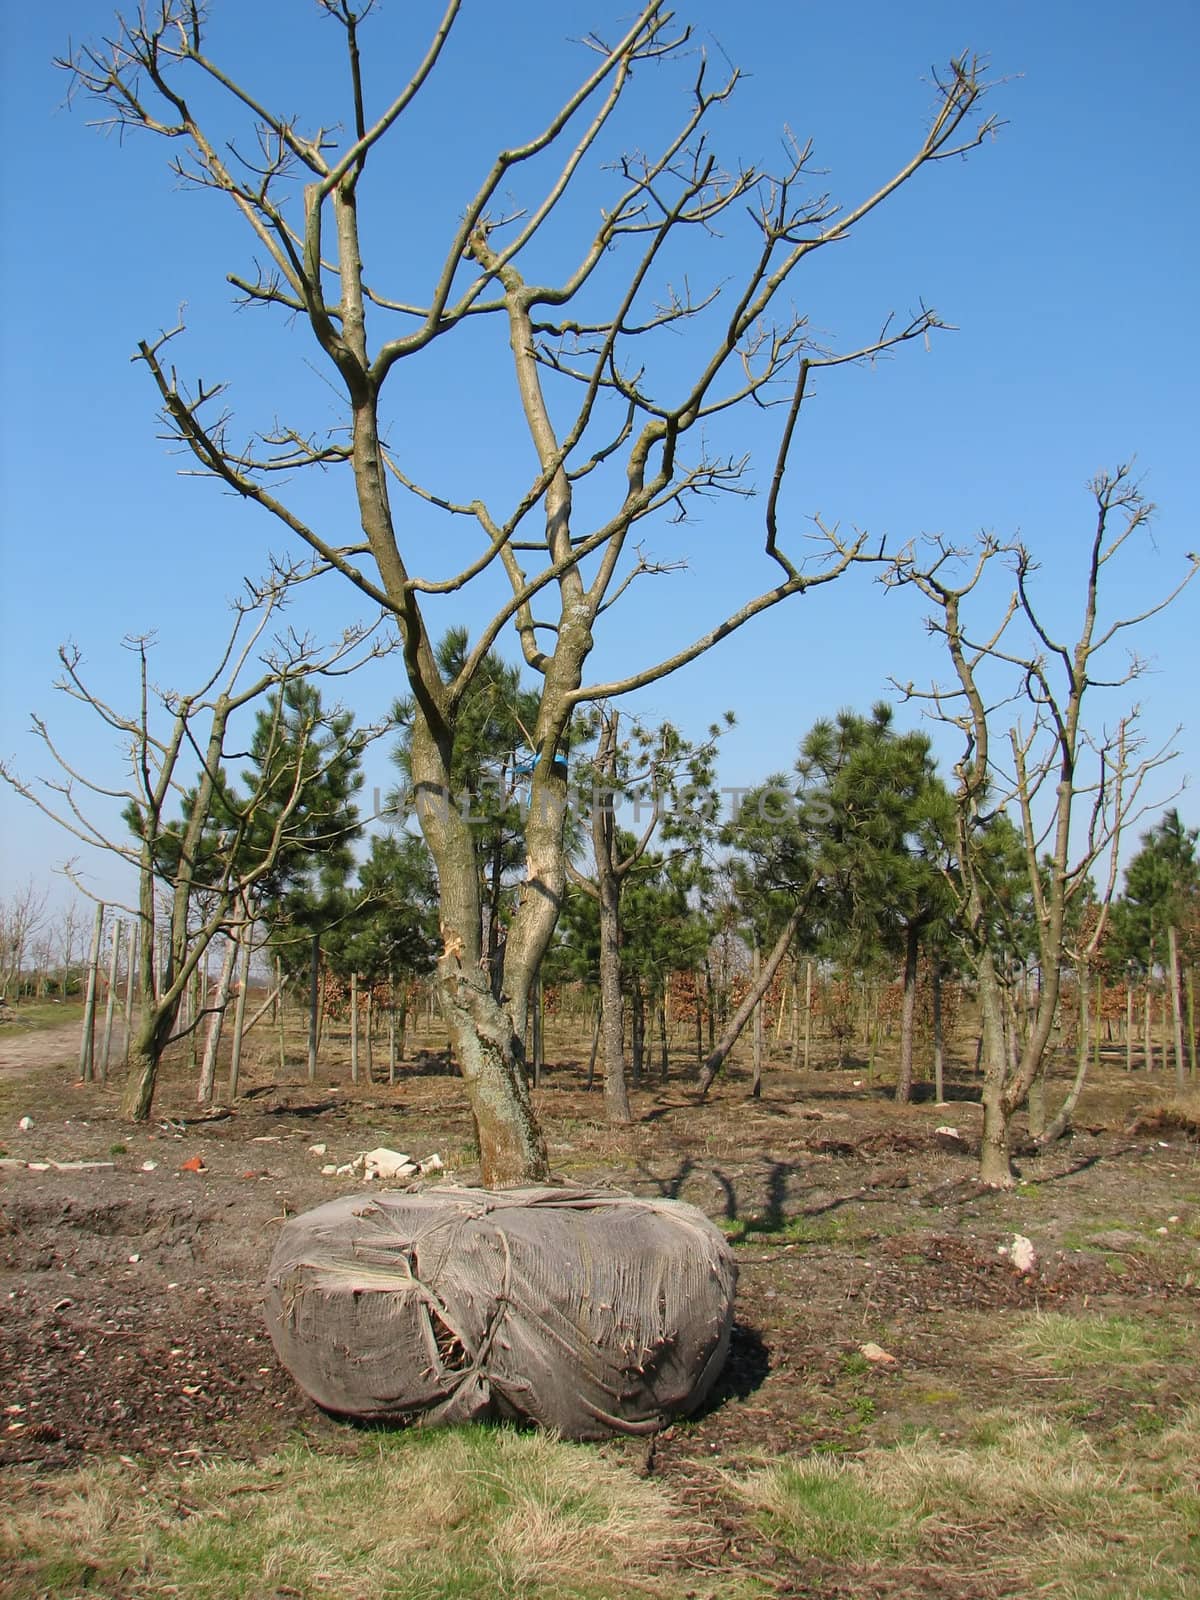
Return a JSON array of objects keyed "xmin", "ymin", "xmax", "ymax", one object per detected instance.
[
  {"xmin": 109, "ymin": 1142, "xmax": 127, "ymax": 1156},
  {"xmin": 1, "ymin": 1425, "xmax": 739, "ymax": 1600},
  {"xmin": 740, "ymin": 1408, "xmax": 1200, "ymax": 1597},
  {"xmin": 0, "ymin": 1000, "xmax": 84, "ymax": 1032},
  {"xmin": 753, "ymin": 1458, "xmax": 916, "ymax": 1560},
  {"xmin": 1008, "ymin": 1310, "xmax": 1185, "ymax": 1371},
  {"xmin": 719, "ymin": 1209, "xmax": 868, "ymax": 1248}
]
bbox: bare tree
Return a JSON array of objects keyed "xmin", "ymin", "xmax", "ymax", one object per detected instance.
[
  {"xmin": 0, "ymin": 881, "xmax": 50, "ymax": 1005},
  {"xmin": 63, "ymin": 3, "xmax": 998, "ymax": 1182},
  {"xmin": 887, "ymin": 469, "xmax": 1197, "ymax": 1186},
  {"xmin": 1, "ymin": 580, "xmax": 391, "ymax": 1118}
]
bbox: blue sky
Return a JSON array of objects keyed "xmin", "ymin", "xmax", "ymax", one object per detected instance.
[{"xmin": 2, "ymin": 0, "xmax": 1197, "ymax": 913}]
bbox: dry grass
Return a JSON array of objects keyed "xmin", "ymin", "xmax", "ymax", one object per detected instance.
[
  {"xmin": 738, "ymin": 1406, "xmax": 1200, "ymax": 1598},
  {"xmin": 1, "ymin": 1425, "xmax": 737, "ymax": 1600}
]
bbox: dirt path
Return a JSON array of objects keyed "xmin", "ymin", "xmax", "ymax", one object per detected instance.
[
  {"xmin": 2, "ymin": 1031, "xmax": 1198, "ymax": 1598},
  {"xmin": 0, "ymin": 1021, "xmax": 84, "ymax": 1076}
]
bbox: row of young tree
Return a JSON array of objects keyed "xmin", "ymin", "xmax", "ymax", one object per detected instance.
[
  {"xmin": 5, "ymin": 4, "xmax": 1197, "ymax": 1192},
  {"xmin": 8, "ymin": 585, "xmax": 1197, "ymax": 1195}
]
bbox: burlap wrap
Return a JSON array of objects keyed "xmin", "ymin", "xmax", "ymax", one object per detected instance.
[{"xmin": 265, "ymin": 1185, "xmax": 736, "ymax": 1438}]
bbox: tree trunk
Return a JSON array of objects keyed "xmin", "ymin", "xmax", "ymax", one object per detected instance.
[
  {"xmin": 436, "ymin": 960, "xmax": 549, "ymax": 1184},
  {"xmin": 307, "ymin": 936, "xmax": 320, "ymax": 1083},
  {"xmin": 977, "ymin": 949, "xmax": 1017, "ymax": 1187},
  {"xmin": 531, "ymin": 975, "xmax": 543, "ymax": 1089},
  {"xmin": 123, "ymin": 923, "xmax": 138, "ymax": 1067},
  {"xmin": 1168, "ymin": 925, "xmax": 1185, "ymax": 1091},
  {"xmin": 411, "ymin": 720, "xmax": 550, "ymax": 1188},
  {"xmin": 277, "ymin": 958, "xmax": 287, "ymax": 1074},
  {"xmin": 932, "ymin": 959, "xmax": 945, "ymax": 1102},
  {"xmin": 803, "ymin": 958, "xmax": 813, "ymax": 1071},
  {"xmin": 388, "ymin": 981, "xmax": 398, "ymax": 1085},
  {"xmin": 197, "ymin": 932, "xmax": 239, "ymax": 1105},
  {"xmin": 1125, "ymin": 981, "xmax": 1134, "ymax": 1073},
  {"xmin": 631, "ymin": 984, "xmax": 645, "ymax": 1088},
  {"xmin": 597, "ymin": 869, "xmax": 631, "ymax": 1123},
  {"xmin": 894, "ymin": 921, "xmax": 920, "ymax": 1104},
  {"xmin": 751, "ymin": 945, "xmax": 763, "ymax": 1099},
  {"xmin": 697, "ymin": 909, "xmax": 801, "ymax": 1097},
  {"xmin": 99, "ymin": 921, "xmax": 123, "ymax": 1084},
  {"xmin": 350, "ymin": 973, "xmax": 360, "ymax": 1085},
  {"xmin": 1144, "ymin": 982, "xmax": 1154, "ymax": 1071},
  {"xmin": 704, "ymin": 959, "xmax": 716, "ymax": 1055},
  {"xmin": 122, "ymin": 1001, "xmax": 183, "ymax": 1122},
  {"xmin": 1037, "ymin": 958, "xmax": 1092, "ymax": 1147},
  {"xmin": 658, "ymin": 993, "xmax": 669, "ymax": 1084},
  {"xmin": 79, "ymin": 901, "xmax": 104, "ymax": 1083},
  {"xmin": 365, "ymin": 986, "xmax": 375, "ymax": 1084},
  {"xmin": 1188, "ymin": 969, "xmax": 1197, "ymax": 1081},
  {"xmin": 227, "ymin": 916, "xmax": 253, "ymax": 1100},
  {"xmin": 585, "ymin": 1006, "xmax": 601, "ymax": 1091}
]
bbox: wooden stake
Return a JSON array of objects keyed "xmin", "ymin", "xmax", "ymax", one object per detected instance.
[
  {"xmin": 79, "ymin": 902, "xmax": 104, "ymax": 1083},
  {"xmin": 307, "ymin": 936, "xmax": 320, "ymax": 1083},
  {"xmin": 350, "ymin": 972, "xmax": 359, "ymax": 1084},
  {"xmin": 1168, "ymin": 925, "xmax": 1186, "ymax": 1091},
  {"xmin": 99, "ymin": 921, "xmax": 123, "ymax": 1083},
  {"xmin": 227, "ymin": 916, "xmax": 253, "ymax": 1100}
]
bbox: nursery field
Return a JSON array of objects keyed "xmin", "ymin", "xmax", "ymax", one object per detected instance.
[{"xmin": 1, "ymin": 1011, "xmax": 1198, "ymax": 1600}]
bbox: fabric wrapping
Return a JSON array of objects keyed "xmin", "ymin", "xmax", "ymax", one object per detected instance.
[{"xmin": 264, "ymin": 1185, "xmax": 737, "ymax": 1439}]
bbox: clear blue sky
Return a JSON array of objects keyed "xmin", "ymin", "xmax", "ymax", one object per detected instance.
[{"xmin": 2, "ymin": 0, "xmax": 1197, "ymax": 914}]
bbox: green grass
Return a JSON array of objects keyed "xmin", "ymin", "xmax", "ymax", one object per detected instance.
[
  {"xmin": 2, "ymin": 1425, "xmax": 747, "ymax": 1600},
  {"xmin": 1008, "ymin": 1310, "xmax": 1186, "ymax": 1371},
  {"xmin": 0, "ymin": 999, "xmax": 84, "ymax": 1032},
  {"xmin": 718, "ymin": 1208, "xmax": 871, "ymax": 1248}
]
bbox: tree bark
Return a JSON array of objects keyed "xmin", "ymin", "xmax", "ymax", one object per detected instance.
[
  {"xmin": 123, "ymin": 1003, "xmax": 183, "ymax": 1122},
  {"xmin": 411, "ymin": 717, "xmax": 550, "ymax": 1187},
  {"xmin": 697, "ymin": 909, "xmax": 801, "ymax": 1097}
]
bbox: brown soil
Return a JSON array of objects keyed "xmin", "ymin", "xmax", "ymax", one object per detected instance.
[{"xmin": 2, "ymin": 1019, "xmax": 1199, "ymax": 1598}]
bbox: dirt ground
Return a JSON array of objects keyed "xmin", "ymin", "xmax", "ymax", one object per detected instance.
[{"xmin": 2, "ymin": 1014, "xmax": 1198, "ymax": 1597}]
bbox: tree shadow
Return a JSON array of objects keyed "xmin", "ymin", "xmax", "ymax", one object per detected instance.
[{"xmin": 695, "ymin": 1320, "xmax": 770, "ymax": 1415}]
